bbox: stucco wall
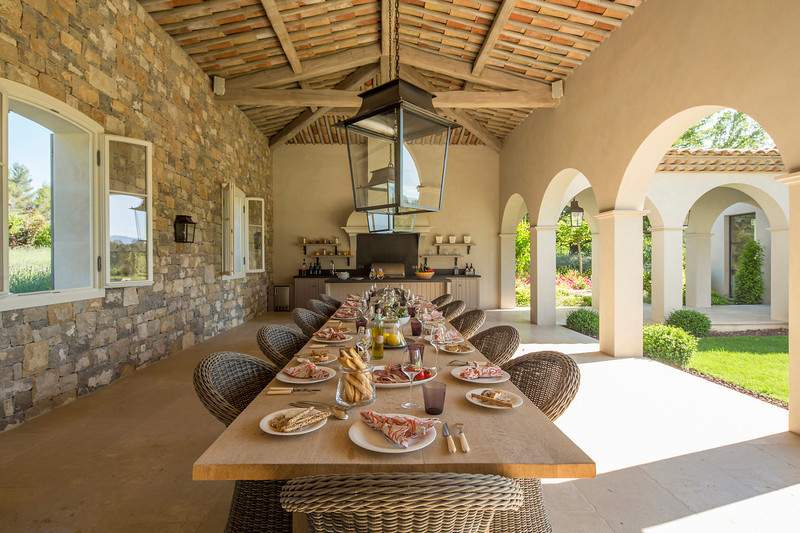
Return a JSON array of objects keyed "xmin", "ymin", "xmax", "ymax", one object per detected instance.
[
  {"xmin": 0, "ymin": 0, "xmax": 272, "ymax": 430},
  {"xmin": 272, "ymin": 144, "xmax": 500, "ymax": 308}
]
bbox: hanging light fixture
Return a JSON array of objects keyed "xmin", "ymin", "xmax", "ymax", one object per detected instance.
[
  {"xmin": 174, "ymin": 215, "xmax": 197, "ymax": 243},
  {"xmin": 569, "ymin": 199, "xmax": 584, "ymax": 227},
  {"xmin": 337, "ymin": 0, "xmax": 459, "ymax": 218}
]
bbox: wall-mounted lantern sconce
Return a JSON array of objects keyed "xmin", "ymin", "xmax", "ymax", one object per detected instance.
[{"xmin": 174, "ymin": 215, "xmax": 197, "ymax": 243}]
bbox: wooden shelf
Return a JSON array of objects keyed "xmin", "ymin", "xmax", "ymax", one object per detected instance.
[
  {"xmin": 298, "ymin": 242, "xmax": 341, "ymax": 255},
  {"xmin": 432, "ymin": 242, "xmax": 475, "ymax": 254},
  {"xmin": 305, "ymin": 253, "xmax": 351, "ymax": 266}
]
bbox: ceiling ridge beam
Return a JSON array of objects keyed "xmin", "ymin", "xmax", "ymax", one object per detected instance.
[
  {"xmin": 227, "ymin": 43, "xmax": 381, "ymax": 89},
  {"xmin": 472, "ymin": 0, "xmax": 516, "ymax": 76},
  {"xmin": 269, "ymin": 64, "xmax": 378, "ymax": 147},
  {"xmin": 260, "ymin": 0, "xmax": 303, "ymax": 74}
]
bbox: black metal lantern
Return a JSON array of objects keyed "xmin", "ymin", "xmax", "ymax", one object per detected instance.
[
  {"xmin": 174, "ymin": 215, "xmax": 196, "ymax": 243},
  {"xmin": 367, "ymin": 212, "xmax": 416, "ymax": 233},
  {"xmin": 337, "ymin": 79, "xmax": 459, "ymax": 216},
  {"xmin": 569, "ymin": 199, "xmax": 584, "ymax": 227}
]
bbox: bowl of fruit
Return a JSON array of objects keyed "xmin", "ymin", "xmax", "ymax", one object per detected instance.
[{"xmin": 415, "ymin": 268, "xmax": 435, "ymax": 280}]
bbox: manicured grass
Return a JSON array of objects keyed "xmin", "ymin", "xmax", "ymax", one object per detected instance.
[
  {"xmin": 688, "ymin": 336, "xmax": 788, "ymax": 402},
  {"xmin": 9, "ymin": 246, "xmax": 52, "ymax": 294}
]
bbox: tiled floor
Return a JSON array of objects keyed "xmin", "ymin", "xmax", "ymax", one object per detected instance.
[{"xmin": 1, "ymin": 310, "xmax": 798, "ymax": 532}]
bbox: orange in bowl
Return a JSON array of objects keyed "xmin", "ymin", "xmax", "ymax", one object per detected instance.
[{"xmin": 415, "ymin": 271, "xmax": 435, "ymax": 280}]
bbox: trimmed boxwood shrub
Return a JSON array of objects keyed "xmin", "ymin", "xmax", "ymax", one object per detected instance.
[
  {"xmin": 565, "ymin": 308, "xmax": 599, "ymax": 338},
  {"xmin": 643, "ymin": 324, "xmax": 697, "ymax": 367},
  {"xmin": 734, "ymin": 240, "xmax": 764, "ymax": 304},
  {"xmin": 666, "ymin": 309, "xmax": 711, "ymax": 338}
]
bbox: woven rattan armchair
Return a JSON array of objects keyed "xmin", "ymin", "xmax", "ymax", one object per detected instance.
[
  {"xmin": 438, "ymin": 300, "xmax": 466, "ymax": 321},
  {"xmin": 492, "ymin": 352, "xmax": 581, "ymax": 533},
  {"xmin": 257, "ymin": 325, "xmax": 307, "ymax": 368},
  {"xmin": 292, "ymin": 308, "xmax": 328, "ymax": 338},
  {"xmin": 450, "ymin": 310, "xmax": 487, "ymax": 340},
  {"xmin": 319, "ymin": 294, "xmax": 342, "ymax": 308},
  {"xmin": 193, "ymin": 352, "xmax": 291, "ymax": 533},
  {"xmin": 281, "ymin": 473, "xmax": 523, "ymax": 533},
  {"xmin": 470, "ymin": 326, "xmax": 519, "ymax": 366},
  {"xmin": 430, "ymin": 294, "xmax": 453, "ymax": 308},
  {"xmin": 309, "ymin": 298, "xmax": 337, "ymax": 317}
]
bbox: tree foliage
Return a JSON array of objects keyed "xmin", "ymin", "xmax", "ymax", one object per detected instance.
[
  {"xmin": 734, "ymin": 240, "xmax": 764, "ymax": 304},
  {"xmin": 515, "ymin": 215, "xmax": 530, "ymax": 279},
  {"xmin": 7, "ymin": 163, "xmax": 51, "ymax": 247},
  {"xmin": 673, "ymin": 110, "xmax": 774, "ymax": 150}
]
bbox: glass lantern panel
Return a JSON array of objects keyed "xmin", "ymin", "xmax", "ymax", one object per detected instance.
[
  {"xmin": 346, "ymin": 128, "xmax": 399, "ymax": 212},
  {"xmin": 399, "ymin": 109, "xmax": 450, "ymax": 212}
]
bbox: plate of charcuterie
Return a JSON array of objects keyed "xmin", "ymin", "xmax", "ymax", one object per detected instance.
[
  {"xmin": 313, "ymin": 327, "xmax": 353, "ymax": 343},
  {"xmin": 277, "ymin": 362, "xmax": 337, "ymax": 384},
  {"xmin": 371, "ymin": 364, "xmax": 437, "ymax": 388},
  {"xmin": 450, "ymin": 365, "xmax": 510, "ymax": 384},
  {"xmin": 348, "ymin": 410, "xmax": 439, "ymax": 453}
]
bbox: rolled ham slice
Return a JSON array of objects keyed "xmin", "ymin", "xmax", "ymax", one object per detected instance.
[
  {"xmin": 360, "ymin": 410, "xmax": 439, "ymax": 448},
  {"xmin": 459, "ymin": 365, "xmax": 504, "ymax": 380},
  {"xmin": 284, "ymin": 362, "xmax": 328, "ymax": 380}
]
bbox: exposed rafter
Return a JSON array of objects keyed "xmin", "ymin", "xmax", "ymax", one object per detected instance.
[
  {"xmin": 260, "ymin": 0, "xmax": 302, "ymax": 74},
  {"xmin": 472, "ymin": 0, "xmax": 515, "ymax": 77},
  {"xmin": 269, "ymin": 65, "xmax": 378, "ymax": 147}
]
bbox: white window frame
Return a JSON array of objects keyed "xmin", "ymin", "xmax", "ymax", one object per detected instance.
[
  {"xmin": 245, "ymin": 197, "xmax": 265, "ymax": 274},
  {"xmin": 103, "ymin": 135, "xmax": 154, "ymax": 287},
  {"xmin": 222, "ymin": 182, "xmax": 247, "ymax": 280},
  {"xmin": 0, "ymin": 78, "xmax": 104, "ymax": 311}
]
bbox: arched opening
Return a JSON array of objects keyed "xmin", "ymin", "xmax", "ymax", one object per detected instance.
[{"xmin": 499, "ymin": 193, "xmax": 528, "ymax": 310}]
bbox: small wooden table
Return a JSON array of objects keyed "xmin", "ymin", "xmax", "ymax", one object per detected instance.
[{"xmin": 193, "ymin": 318, "xmax": 596, "ymax": 481}]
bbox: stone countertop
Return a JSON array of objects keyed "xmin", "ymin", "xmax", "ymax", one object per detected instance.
[{"xmin": 321, "ymin": 275, "xmax": 480, "ymax": 283}]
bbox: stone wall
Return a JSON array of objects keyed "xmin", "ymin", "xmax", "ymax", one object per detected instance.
[{"xmin": 0, "ymin": 0, "xmax": 272, "ymax": 430}]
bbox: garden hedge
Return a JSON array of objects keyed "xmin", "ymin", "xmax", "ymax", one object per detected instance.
[
  {"xmin": 666, "ymin": 309, "xmax": 711, "ymax": 338},
  {"xmin": 643, "ymin": 324, "xmax": 698, "ymax": 367},
  {"xmin": 565, "ymin": 308, "xmax": 599, "ymax": 338}
]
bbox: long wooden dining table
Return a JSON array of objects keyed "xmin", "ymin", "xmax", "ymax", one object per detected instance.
[{"xmin": 193, "ymin": 316, "xmax": 596, "ymax": 482}]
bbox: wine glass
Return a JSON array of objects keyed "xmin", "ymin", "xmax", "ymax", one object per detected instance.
[
  {"xmin": 400, "ymin": 344, "xmax": 424, "ymax": 409},
  {"xmin": 428, "ymin": 322, "xmax": 447, "ymax": 373},
  {"xmin": 355, "ymin": 327, "xmax": 373, "ymax": 363}
]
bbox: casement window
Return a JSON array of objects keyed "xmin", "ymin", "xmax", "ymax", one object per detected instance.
[
  {"xmin": 104, "ymin": 136, "xmax": 153, "ymax": 286},
  {"xmin": 0, "ymin": 78, "xmax": 153, "ymax": 311},
  {"xmin": 221, "ymin": 182, "xmax": 265, "ymax": 278}
]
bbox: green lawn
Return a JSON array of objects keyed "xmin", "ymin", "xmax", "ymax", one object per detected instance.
[
  {"xmin": 9, "ymin": 246, "xmax": 52, "ymax": 293},
  {"xmin": 689, "ymin": 336, "xmax": 788, "ymax": 402}
]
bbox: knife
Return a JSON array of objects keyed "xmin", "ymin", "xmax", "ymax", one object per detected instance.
[
  {"xmin": 442, "ymin": 423, "xmax": 457, "ymax": 454},
  {"xmin": 266, "ymin": 387, "xmax": 321, "ymax": 395}
]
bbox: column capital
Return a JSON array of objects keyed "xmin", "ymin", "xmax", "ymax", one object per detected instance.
[
  {"xmin": 650, "ymin": 226, "xmax": 685, "ymax": 233},
  {"xmin": 776, "ymin": 171, "xmax": 800, "ymax": 186},
  {"xmin": 531, "ymin": 224, "xmax": 557, "ymax": 232},
  {"xmin": 594, "ymin": 209, "xmax": 646, "ymax": 221},
  {"xmin": 498, "ymin": 232, "xmax": 516, "ymax": 238},
  {"xmin": 684, "ymin": 231, "xmax": 713, "ymax": 238},
  {"xmin": 768, "ymin": 226, "xmax": 789, "ymax": 233}
]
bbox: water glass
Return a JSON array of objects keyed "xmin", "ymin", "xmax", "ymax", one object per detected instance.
[{"xmin": 422, "ymin": 382, "xmax": 446, "ymax": 415}]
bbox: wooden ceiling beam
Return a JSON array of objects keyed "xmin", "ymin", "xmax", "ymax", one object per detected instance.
[
  {"xmin": 269, "ymin": 64, "xmax": 378, "ymax": 147},
  {"xmin": 226, "ymin": 43, "xmax": 381, "ymax": 89},
  {"xmin": 260, "ymin": 0, "xmax": 303, "ymax": 74},
  {"xmin": 472, "ymin": 0, "xmax": 515, "ymax": 76},
  {"xmin": 218, "ymin": 88, "xmax": 558, "ymax": 108},
  {"xmin": 400, "ymin": 65, "xmax": 502, "ymax": 152},
  {"xmin": 398, "ymin": 44, "xmax": 554, "ymax": 96}
]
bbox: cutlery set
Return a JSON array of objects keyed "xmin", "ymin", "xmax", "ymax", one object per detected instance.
[{"xmin": 442, "ymin": 422, "xmax": 470, "ymax": 453}]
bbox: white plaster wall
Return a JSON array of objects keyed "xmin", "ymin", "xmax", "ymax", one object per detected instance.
[{"xmin": 272, "ymin": 144, "xmax": 500, "ymax": 308}]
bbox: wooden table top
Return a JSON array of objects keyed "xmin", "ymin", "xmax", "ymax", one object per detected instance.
[{"xmin": 193, "ymin": 317, "xmax": 596, "ymax": 481}]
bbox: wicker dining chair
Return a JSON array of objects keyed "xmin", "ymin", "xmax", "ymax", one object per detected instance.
[
  {"xmin": 281, "ymin": 473, "xmax": 523, "ymax": 533},
  {"xmin": 309, "ymin": 298, "xmax": 337, "ymax": 317},
  {"xmin": 492, "ymin": 352, "xmax": 581, "ymax": 533},
  {"xmin": 438, "ymin": 300, "xmax": 466, "ymax": 321},
  {"xmin": 292, "ymin": 308, "xmax": 328, "ymax": 338},
  {"xmin": 450, "ymin": 310, "xmax": 487, "ymax": 340},
  {"xmin": 256, "ymin": 325, "xmax": 308, "ymax": 368},
  {"xmin": 430, "ymin": 294, "xmax": 453, "ymax": 308},
  {"xmin": 470, "ymin": 326, "xmax": 520, "ymax": 366},
  {"xmin": 193, "ymin": 352, "xmax": 291, "ymax": 533},
  {"xmin": 319, "ymin": 294, "xmax": 342, "ymax": 308}
]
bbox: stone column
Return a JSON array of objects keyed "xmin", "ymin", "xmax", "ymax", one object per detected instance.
[
  {"xmin": 684, "ymin": 232, "xmax": 712, "ymax": 308},
  {"xmin": 769, "ymin": 227, "xmax": 789, "ymax": 322},
  {"xmin": 591, "ymin": 231, "xmax": 600, "ymax": 311},
  {"xmin": 499, "ymin": 232, "xmax": 517, "ymax": 309},
  {"xmin": 650, "ymin": 227, "xmax": 685, "ymax": 323},
  {"xmin": 530, "ymin": 225, "xmax": 557, "ymax": 326},
  {"xmin": 595, "ymin": 210, "xmax": 644, "ymax": 356},
  {"xmin": 776, "ymin": 173, "xmax": 800, "ymax": 434}
]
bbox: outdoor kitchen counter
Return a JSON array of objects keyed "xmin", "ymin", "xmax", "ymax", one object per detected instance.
[{"xmin": 323, "ymin": 275, "xmax": 480, "ymax": 283}]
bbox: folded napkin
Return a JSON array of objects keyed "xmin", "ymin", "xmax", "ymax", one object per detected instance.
[
  {"xmin": 360, "ymin": 410, "xmax": 439, "ymax": 448},
  {"xmin": 459, "ymin": 365, "xmax": 504, "ymax": 380},
  {"xmin": 421, "ymin": 310, "xmax": 444, "ymax": 322}
]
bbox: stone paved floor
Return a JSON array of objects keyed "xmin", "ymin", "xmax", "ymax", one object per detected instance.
[{"xmin": 0, "ymin": 310, "xmax": 798, "ymax": 532}]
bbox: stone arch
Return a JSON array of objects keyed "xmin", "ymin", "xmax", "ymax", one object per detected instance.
[{"xmin": 499, "ymin": 193, "xmax": 529, "ymax": 309}]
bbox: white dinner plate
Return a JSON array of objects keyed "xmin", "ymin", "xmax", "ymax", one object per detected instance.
[
  {"xmin": 371, "ymin": 365, "xmax": 437, "ymax": 388},
  {"xmin": 465, "ymin": 388, "xmax": 523, "ymax": 410},
  {"xmin": 423, "ymin": 334, "xmax": 465, "ymax": 345},
  {"xmin": 312, "ymin": 334, "xmax": 353, "ymax": 344},
  {"xmin": 450, "ymin": 366, "xmax": 511, "ymax": 384},
  {"xmin": 348, "ymin": 416, "xmax": 437, "ymax": 453},
  {"xmin": 441, "ymin": 344, "xmax": 475, "ymax": 355},
  {"xmin": 277, "ymin": 366, "xmax": 337, "ymax": 384},
  {"xmin": 260, "ymin": 408, "xmax": 329, "ymax": 436},
  {"xmin": 296, "ymin": 354, "xmax": 337, "ymax": 366}
]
